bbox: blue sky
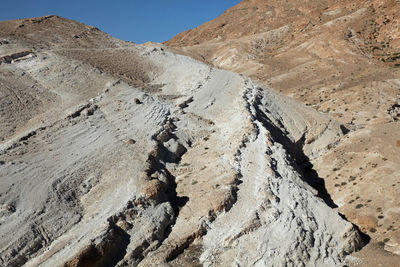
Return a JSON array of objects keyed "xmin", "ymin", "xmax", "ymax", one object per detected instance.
[{"xmin": 0, "ymin": 0, "xmax": 241, "ymax": 44}]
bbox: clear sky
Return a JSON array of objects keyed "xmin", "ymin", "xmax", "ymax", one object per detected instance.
[{"xmin": 0, "ymin": 0, "xmax": 241, "ymax": 44}]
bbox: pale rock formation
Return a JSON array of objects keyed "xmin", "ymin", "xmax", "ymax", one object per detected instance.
[{"xmin": 0, "ymin": 16, "xmax": 366, "ymax": 266}]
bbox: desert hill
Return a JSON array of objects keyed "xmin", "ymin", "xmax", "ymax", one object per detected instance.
[
  {"xmin": 164, "ymin": 0, "xmax": 400, "ymax": 264},
  {"xmin": 0, "ymin": 15, "xmax": 369, "ymax": 266}
]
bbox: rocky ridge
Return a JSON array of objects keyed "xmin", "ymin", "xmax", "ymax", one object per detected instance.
[
  {"xmin": 0, "ymin": 16, "xmax": 366, "ymax": 266},
  {"xmin": 165, "ymin": 0, "xmax": 400, "ymax": 262}
]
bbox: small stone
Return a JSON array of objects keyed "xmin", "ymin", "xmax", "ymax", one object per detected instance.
[
  {"xmin": 143, "ymin": 180, "xmax": 163, "ymax": 199},
  {"xmin": 2, "ymin": 204, "xmax": 16, "ymax": 213},
  {"xmin": 116, "ymin": 219, "xmax": 132, "ymax": 231},
  {"xmin": 133, "ymin": 98, "xmax": 142, "ymax": 104},
  {"xmin": 127, "ymin": 139, "xmax": 136, "ymax": 145},
  {"xmin": 81, "ymin": 108, "xmax": 89, "ymax": 117}
]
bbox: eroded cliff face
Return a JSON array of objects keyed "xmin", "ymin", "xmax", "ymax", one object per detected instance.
[
  {"xmin": 0, "ymin": 16, "xmax": 365, "ymax": 266},
  {"xmin": 165, "ymin": 0, "xmax": 400, "ymax": 262}
]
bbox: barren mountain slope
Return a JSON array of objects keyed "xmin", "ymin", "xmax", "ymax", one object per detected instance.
[
  {"xmin": 165, "ymin": 0, "xmax": 400, "ymax": 262},
  {"xmin": 0, "ymin": 16, "xmax": 367, "ymax": 266},
  {"xmin": 166, "ymin": 0, "xmax": 400, "ymax": 124}
]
